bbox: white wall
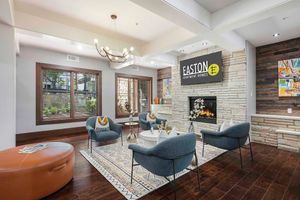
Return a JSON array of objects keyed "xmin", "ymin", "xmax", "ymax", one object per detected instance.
[
  {"xmin": 246, "ymin": 41, "xmax": 256, "ymax": 121},
  {"xmin": 16, "ymin": 45, "xmax": 157, "ymax": 134},
  {"xmin": 0, "ymin": 23, "xmax": 16, "ymax": 150}
]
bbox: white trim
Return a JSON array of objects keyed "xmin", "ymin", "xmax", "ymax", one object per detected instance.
[{"xmin": 252, "ymin": 114, "xmax": 300, "ymax": 121}]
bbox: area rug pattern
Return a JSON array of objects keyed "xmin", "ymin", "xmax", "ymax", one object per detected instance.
[{"xmin": 80, "ymin": 139, "xmax": 225, "ymax": 200}]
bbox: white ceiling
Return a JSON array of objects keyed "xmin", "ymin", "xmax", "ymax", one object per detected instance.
[
  {"xmin": 195, "ymin": 0, "xmax": 240, "ymax": 13},
  {"xmin": 175, "ymin": 40, "xmax": 214, "ymax": 55},
  {"xmin": 236, "ymin": 8, "xmax": 300, "ymax": 47},
  {"xmin": 16, "ymin": 29, "xmax": 101, "ymax": 59},
  {"xmin": 16, "ymin": 29, "xmax": 176, "ymax": 69},
  {"xmin": 14, "ymin": 0, "xmax": 178, "ymax": 42},
  {"xmin": 10, "ymin": 0, "xmax": 300, "ymax": 67}
]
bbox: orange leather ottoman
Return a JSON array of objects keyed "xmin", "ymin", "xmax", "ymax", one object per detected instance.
[{"xmin": 0, "ymin": 142, "xmax": 74, "ymax": 200}]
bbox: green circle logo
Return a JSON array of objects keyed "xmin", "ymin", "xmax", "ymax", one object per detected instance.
[{"xmin": 208, "ymin": 64, "xmax": 220, "ymax": 76}]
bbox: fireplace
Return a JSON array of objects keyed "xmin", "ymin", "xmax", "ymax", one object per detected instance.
[{"xmin": 189, "ymin": 96, "xmax": 217, "ymax": 124}]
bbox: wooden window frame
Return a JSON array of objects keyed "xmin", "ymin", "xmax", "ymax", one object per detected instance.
[
  {"xmin": 36, "ymin": 63, "xmax": 102, "ymax": 125},
  {"xmin": 115, "ymin": 73, "xmax": 153, "ymax": 119}
]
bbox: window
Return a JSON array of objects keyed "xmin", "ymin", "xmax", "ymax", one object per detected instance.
[
  {"xmin": 115, "ymin": 73, "xmax": 152, "ymax": 118},
  {"xmin": 36, "ymin": 63, "xmax": 101, "ymax": 125}
]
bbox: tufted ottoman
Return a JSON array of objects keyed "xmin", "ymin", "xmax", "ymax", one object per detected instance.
[{"xmin": 0, "ymin": 142, "xmax": 74, "ymax": 200}]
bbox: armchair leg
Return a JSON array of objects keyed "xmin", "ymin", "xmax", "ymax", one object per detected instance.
[
  {"xmin": 130, "ymin": 152, "xmax": 134, "ymax": 184},
  {"xmin": 121, "ymin": 133, "xmax": 124, "ymax": 146},
  {"xmin": 90, "ymin": 136, "xmax": 93, "ymax": 154},
  {"xmin": 238, "ymin": 139, "xmax": 243, "ymax": 168},
  {"xmin": 172, "ymin": 160, "xmax": 177, "ymax": 200},
  {"xmin": 87, "ymin": 134, "xmax": 90, "ymax": 150},
  {"xmin": 194, "ymin": 152, "xmax": 201, "ymax": 191},
  {"xmin": 249, "ymin": 137, "xmax": 254, "ymax": 161},
  {"xmin": 202, "ymin": 142, "xmax": 205, "ymax": 157}
]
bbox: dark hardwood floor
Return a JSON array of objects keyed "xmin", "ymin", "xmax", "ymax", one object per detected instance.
[{"xmin": 19, "ymin": 131, "xmax": 300, "ymax": 200}]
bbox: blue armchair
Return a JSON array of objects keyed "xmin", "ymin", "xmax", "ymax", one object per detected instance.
[
  {"xmin": 138, "ymin": 112, "xmax": 167, "ymax": 130},
  {"xmin": 86, "ymin": 116, "xmax": 123, "ymax": 153},
  {"xmin": 201, "ymin": 122, "xmax": 253, "ymax": 168},
  {"xmin": 128, "ymin": 133, "xmax": 200, "ymax": 198}
]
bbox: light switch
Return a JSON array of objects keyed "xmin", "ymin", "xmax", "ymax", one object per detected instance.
[{"xmin": 287, "ymin": 108, "xmax": 293, "ymax": 114}]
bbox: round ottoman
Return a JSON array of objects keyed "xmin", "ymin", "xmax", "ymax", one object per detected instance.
[{"xmin": 0, "ymin": 142, "xmax": 74, "ymax": 200}]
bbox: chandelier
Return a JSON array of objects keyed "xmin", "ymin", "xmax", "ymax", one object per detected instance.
[{"xmin": 94, "ymin": 14, "xmax": 134, "ymax": 63}]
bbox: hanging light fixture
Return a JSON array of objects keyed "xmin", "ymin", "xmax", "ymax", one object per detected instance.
[{"xmin": 94, "ymin": 14, "xmax": 134, "ymax": 63}]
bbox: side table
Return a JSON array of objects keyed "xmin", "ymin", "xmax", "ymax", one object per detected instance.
[{"xmin": 124, "ymin": 122, "xmax": 139, "ymax": 141}]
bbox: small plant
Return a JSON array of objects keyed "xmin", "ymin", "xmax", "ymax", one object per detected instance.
[
  {"xmin": 43, "ymin": 107, "xmax": 50, "ymax": 116},
  {"xmin": 189, "ymin": 98, "xmax": 205, "ymax": 120},
  {"xmin": 86, "ymin": 98, "xmax": 96, "ymax": 115},
  {"xmin": 50, "ymin": 106, "xmax": 58, "ymax": 115}
]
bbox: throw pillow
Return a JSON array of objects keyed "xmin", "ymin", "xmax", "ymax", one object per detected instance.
[
  {"xmin": 220, "ymin": 119, "xmax": 235, "ymax": 132},
  {"xmin": 158, "ymin": 128, "xmax": 177, "ymax": 143},
  {"xmin": 95, "ymin": 116, "xmax": 110, "ymax": 131},
  {"xmin": 146, "ymin": 113, "xmax": 156, "ymax": 124}
]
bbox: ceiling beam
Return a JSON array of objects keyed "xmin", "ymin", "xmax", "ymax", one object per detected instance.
[
  {"xmin": 14, "ymin": 10, "xmax": 144, "ymax": 56},
  {"xmin": 212, "ymin": 0, "xmax": 299, "ymax": 32},
  {"xmin": 129, "ymin": 0, "xmax": 245, "ymax": 52},
  {"xmin": 0, "ymin": 0, "xmax": 14, "ymax": 26},
  {"xmin": 141, "ymin": 27, "xmax": 196, "ymax": 57}
]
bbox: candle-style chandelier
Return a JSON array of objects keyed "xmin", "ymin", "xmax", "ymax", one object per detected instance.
[{"xmin": 94, "ymin": 14, "xmax": 134, "ymax": 63}]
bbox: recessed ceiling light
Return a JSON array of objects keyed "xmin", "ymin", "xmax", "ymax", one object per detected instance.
[
  {"xmin": 150, "ymin": 61, "xmax": 155, "ymax": 65},
  {"xmin": 77, "ymin": 45, "xmax": 82, "ymax": 50},
  {"xmin": 273, "ymin": 33, "xmax": 280, "ymax": 37}
]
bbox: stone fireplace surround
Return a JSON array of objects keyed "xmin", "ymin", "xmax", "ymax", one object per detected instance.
[{"xmin": 169, "ymin": 47, "xmax": 248, "ymax": 136}]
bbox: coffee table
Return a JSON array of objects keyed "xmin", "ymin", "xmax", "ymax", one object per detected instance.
[{"xmin": 139, "ymin": 130, "xmax": 161, "ymax": 146}]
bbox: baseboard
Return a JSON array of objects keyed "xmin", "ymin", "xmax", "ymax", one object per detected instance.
[{"xmin": 16, "ymin": 126, "xmax": 87, "ymax": 146}]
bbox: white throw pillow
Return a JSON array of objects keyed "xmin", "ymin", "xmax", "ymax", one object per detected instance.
[
  {"xmin": 146, "ymin": 113, "xmax": 156, "ymax": 124},
  {"xmin": 95, "ymin": 116, "xmax": 110, "ymax": 131},
  {"xmin": 220, "ymin": 119, "xmax": 235, "ymax": 132},
  {"xmin": 158, "ymin": 128, "xmax": 177, "ymax": 143}
]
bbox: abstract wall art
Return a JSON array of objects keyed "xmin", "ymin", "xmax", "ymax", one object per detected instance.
[{"xmin": 278, "ymin": 58, "xmax": 300, "ymax": 96}]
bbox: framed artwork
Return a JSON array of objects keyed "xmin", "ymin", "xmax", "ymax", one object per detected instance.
[
  {"xmin": 162, "ymin": 78, "xmax": 172, "ymax": 98},
  {"xmin": 278, "ymin": 58, "xmax": 300, "ymax": 96}
]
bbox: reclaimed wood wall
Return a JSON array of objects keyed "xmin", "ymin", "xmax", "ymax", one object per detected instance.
[
  {"xmin": 157, "ymin": 67, "xmax": 171, "ymax": 102},
  {"xmin": 256, "ymin": 38, "xmax": 300, "ymax": 115}
]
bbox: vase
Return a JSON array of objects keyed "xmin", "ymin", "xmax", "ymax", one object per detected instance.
[{"xmin": 129, "ymin": 114, "xmax": 133, "ymax": 122}]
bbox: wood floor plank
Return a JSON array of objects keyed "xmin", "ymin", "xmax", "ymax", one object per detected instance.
[{"xmin": 17, "ymin": 132, "xmax": 300, "ymax": 200}]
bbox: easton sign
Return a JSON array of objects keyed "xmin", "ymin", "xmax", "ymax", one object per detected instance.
[{"xmin": 180, "ymin": 51, "xmax": 223, "ymax": 85}]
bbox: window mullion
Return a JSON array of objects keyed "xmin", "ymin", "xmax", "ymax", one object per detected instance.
[{"xmin": 70, "ymin": 72, "xmax": 75, "ymax": 119}]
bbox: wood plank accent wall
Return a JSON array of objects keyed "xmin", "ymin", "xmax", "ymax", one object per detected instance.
[
  {"xmin": 256, "ymin": 38, "xmax": 300, "ymax": 115},
  {"xmin": 157, "ymin": 67, "xmax": 171, "ymax": 99}
]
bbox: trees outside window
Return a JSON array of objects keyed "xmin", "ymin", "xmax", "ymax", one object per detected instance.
[
  {"xmin": 115, "ymin": 73, "xmax": 152, "ymax": 118},
  {"xmin": 36, "ymin": 63, "xmax": 101, "ymax": 125}
]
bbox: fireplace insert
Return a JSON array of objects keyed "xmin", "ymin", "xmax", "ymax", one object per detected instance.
[{"xmin": 189, "ymin": 96, "xmax": 217, "ymax": 124}]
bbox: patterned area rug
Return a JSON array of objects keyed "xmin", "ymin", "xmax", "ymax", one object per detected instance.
[{"xmin": 80, "ymin": 139, "xmax": 225, "ymax": 200}]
